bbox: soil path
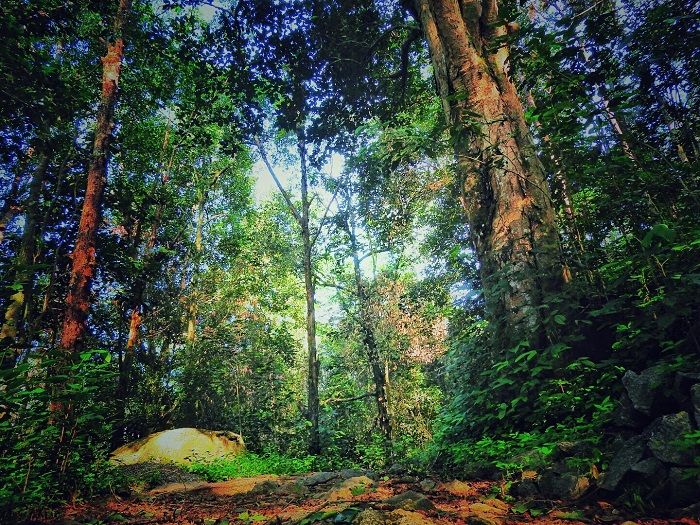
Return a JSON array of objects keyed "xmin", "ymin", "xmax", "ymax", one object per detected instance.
[{"xmin": 56, "ymin": 470, "xmax": 699, "ymax": 525}]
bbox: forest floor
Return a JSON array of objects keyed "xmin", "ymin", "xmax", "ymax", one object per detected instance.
[{"xmin": 52, "ymin": 469, "xmax": 700, "ymax": 525}]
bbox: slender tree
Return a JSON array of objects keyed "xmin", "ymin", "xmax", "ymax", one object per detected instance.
[
  {"xmin": 340, "ymin": 179, "xmax": 392, "ymax": 451},
  {"xmin": 256, "ymin": 132, "xmax": 337, "ymax": 455},
  {"xmin": 0, "ymin": 149, "xmax": 51, "ymax": 366}
]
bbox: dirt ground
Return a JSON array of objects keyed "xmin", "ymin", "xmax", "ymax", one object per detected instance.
[{"xmin": 46, "ymin": 470, "xmax": 700, "ymax": 525}]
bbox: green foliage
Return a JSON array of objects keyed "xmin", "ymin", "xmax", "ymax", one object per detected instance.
[
  {"xmin": 0, "ymin": 349, "xmax": 122, "ymax": 519},
  {"xmin": 187, "ymin": 452, "xmax": 315, "ymax": 481}
]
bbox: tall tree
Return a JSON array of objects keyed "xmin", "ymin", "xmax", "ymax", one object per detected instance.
[
  {"xmin": 59, "ymin": 0, "xmax": 131, "ymax": 354},
  {"xmin": 408, "ymin": 0, "xmax": 562, "ymax": 349},
  {"xmin": 339, "ymin": 178, "xmax": 392, "ymax": 451},
  {"xmin": 256, "ymin": 132, "xmax": 337, "ymax": 455}
]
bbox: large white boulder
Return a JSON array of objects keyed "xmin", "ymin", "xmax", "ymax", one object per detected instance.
[{"xmin": 110, "ymin": 427, "xmax": 245, "ymax": 465}]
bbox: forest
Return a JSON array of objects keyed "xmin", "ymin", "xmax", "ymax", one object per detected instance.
[{"xmin": 0, "ymin": 0, "xmax": 699, "ymax": 523}]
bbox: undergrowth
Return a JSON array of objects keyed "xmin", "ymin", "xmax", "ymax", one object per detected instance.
[{"xmin": 187, "ymin": 452, "xmax": 351, "ymax": 481}]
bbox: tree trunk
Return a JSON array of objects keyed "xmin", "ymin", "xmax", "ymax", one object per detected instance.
[
  {"xmin": 413, "ymin": 0, "xmax": 562, "ymax": 349},
  {"xmin": 112, "ymin": 219, "xmax": 143, "ymax": 447},
  {"xmin": 0, "ymin": 147, "xmax": 35, "ymax": 245},
  {"xmin": 59, "ymin": 0, "xmax": 130, "ymax": 354},
  {"xmin": 0, "ymin": 151, "xmax": 50, "ymax": 367},
  {"xmin": 345, "ymin": 188, "xmax": 392, "ymax": 451},
  {"xmin": 299, "ymin": 136, "xmax": 321, "ymax": 455}
]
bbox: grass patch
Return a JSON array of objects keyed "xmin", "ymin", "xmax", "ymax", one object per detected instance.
[{"xmin": 187, "ymin": 452, "xmax": 316, "ymax": 481}]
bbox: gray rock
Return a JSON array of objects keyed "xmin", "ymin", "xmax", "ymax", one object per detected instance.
[
  {"xmin": 302, "ymin": 471, "xmax": 339, "ymax": 486},
  {"xmin": 539, "ymin": 471, "xmax": 589, "ymax": 499},
  {"xmin": 385, "ymin": 490, "xmax": 435, "ymax": 511},
  {"xmin": 665, "ymin": 467, "xmax": 700, "ymax": 507},
  {"xmin": 647, "ymin": 412, "xmax": 694, "ymax": 465},
  {"xmin": 387, "ymin": 463, "xmax": 406, "ymax": 475},
  {"xmin": 630, "ymin": 457, "xmax": 664, "ymax": 477},
  {"xmin": 248, "ymin": 480, "xmax": 280, "ymax": 495},
  {"xmin": 612, "ymin": 393, "xmax": 646, "ymax": 428},
  {"xmin": 622, "ymin": 367, "xmax": 666, "ymax": 415},
  {"xmin": 339, "ymin": 468, "xmax": 370, "ymax": 480},
  {"xmin": 600, "ymin": 435, "xmax": 646, "ymax": 491},
  {"xmin": 673, "ymin": 372, "xmax": 700, "ymax": 401},
  {"xmin": 551, "ymin": 441, "xmax": 594, "ymax": 461},
  {"xmin": 510, "ymin": 479, "xmax": 539, "ymax": 498},
  {"xmin": 691, "ymin": 384, "xmax": 700, "ymax": 427},
  {"xmin": 276, "ymin": 480, "xmax": 309, "ymax": 496},
  {"xmin": 419, "ymin": 478, "xmax": 437, "ymax": 492}
]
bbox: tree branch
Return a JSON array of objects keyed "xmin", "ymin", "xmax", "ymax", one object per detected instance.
[
  {"xmin": 315, "ymin": 278, "xmax": 355, "ymax": 295},
  {"xmin": 254, "ymin": 136, "xmax": 303, "ymax": 226},
  {"xmin": 311, "ymin": 183, "xmax": 341, "ymax": 247},
  {"xmin": 322, "ymin": 392, "xmax": 373, "ymax": 405}
]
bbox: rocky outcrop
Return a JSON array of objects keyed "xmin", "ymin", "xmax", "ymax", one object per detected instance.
[
  {"xmin": 110, "ymin": 428, "xmax": 244, "ymax": 465},
  {"xmin": 599, "ymin": 366, "xmax": 700, "ymax": 506}
]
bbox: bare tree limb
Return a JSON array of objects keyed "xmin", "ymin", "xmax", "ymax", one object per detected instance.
[
  {"xmin": 322, "ymin": 392, "xmax": 373, "ymax": 405},
  {"xmin": 254, "ymin": 136, "xmax": 303, "ymax": 226},
  {"xmin": 310, "ymin": 183, "xmax": 341, "ymax": 247}
]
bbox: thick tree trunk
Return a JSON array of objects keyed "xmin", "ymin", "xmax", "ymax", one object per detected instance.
[
  {"xmin": 299, "ymin": 138, "xmax": 321, "ymax": 455},
  {"xmin": 60, "ymin": 0, "xmax": 130, "ymax": 354},
  {"xmin": 414, "ymin": 0, "xmax": 562, "ymax": 349},
  {"xmin": 0, "ymin": 151, "xmax": 50, "ymax": 367}
]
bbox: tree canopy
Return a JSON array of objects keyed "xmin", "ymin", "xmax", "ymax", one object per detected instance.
[{"xmin": 1, "ymin": 0, "xmax": 699, "ymax": 521}]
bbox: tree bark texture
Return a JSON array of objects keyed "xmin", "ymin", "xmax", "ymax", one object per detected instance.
[
  {"xmin": 346, "ymin": 193, "xmax": 392, "ymax": 448},
  {"xmin": 414, "ymin": 0, "xmax": 562, "ymax": 348},
  {"xmin": 299, "ymin": 137, "xmax": 321, "ymax": 455},
  {"xmin": 60, "ymin": 0, "xmax": 130, "ymax": 353},
  {"xmin": 0, "ymin": 151, "xmax": 50, "ymax": 367}
]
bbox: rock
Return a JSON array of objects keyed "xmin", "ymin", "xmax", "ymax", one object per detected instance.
[
  {"xmin": 551, "ymin": 441, "xmax": 593, "ymax": 461},
  {"xmin": 461, "ymin": 500, "xmax": 508, "ymax": 525},
  {"xmin": 324, "ymin": 475, "xmax": 374, "ymax": 501},
  {"xmin": 440, "ymin": 479, "xmax": 477, "ymax": 497},
  {"xmin": 510, "ymin": 479, "xmax": 539, "ymax": 498},
  {"xmin": 600, "ymin": 435, "xmax": 646, "ymax": 491},
  {"xmin": 665, "ymin": 467, "xmax": 700, "ymax": 507},
  {"xmin": 247, "ymin": 479, "xmax": 280, "ymax": 496},
  {"xmin": 419, "ymin": 478, "xmax": 437, "ymax": 492},
  {"xmin": 302, "ymin": 471, "xmax": 339, "ymax": 486},
  {"xmin": 390, "ymin": 509, "xmax": 440, "ymax": 525},
  {"xmin": 276, "ymin": 480, "xmax": 308, "ymax": 496},
  {"xmin": 354, "ymin": 509, "xmax": 385, "ymax": 525},
  {"xmin": 630, "ymin": 457, "xmax": 664, "ymax": 477},
  {"xmin": 387, "ymin": 463, "xmax": 406, "ymax": 475},
  {"xmin": 339, "ymin": 468, "xmax": 373, "ymax": 480},
  {"xmin": 385, "ymin": 490, "xmax": 435, "ymax": 511},
  {"xmin": 691, "ymin": 384, "xmax": 700, "ymax": 427},
  {"xmin": 539, "ymin": 471, "xmax": 589, "ymax": 499},
  {"xmin": 393, "ymin": 476, "xmax": 418, "ymax": 484},
  {"xmin": 647, "ymin": 412, "xmax": 694, "ymax": 465},
  {"xmin": 669, "ymin": 501, "xmax": 700, "ymax": 519},
  {"xmin": 622, "ymin": 367, "xmax": 666, "ymax": 415},
  {"xmin": 110, "ymin": 428, "xmax": 245, "ymax": 465},
  {"xmin": 673, "ymin": 372, "xmax": 700, "ymax": 401},
  {"xmin": 612, "ymin": 393, "xmax": 646, "ymax": 429}
]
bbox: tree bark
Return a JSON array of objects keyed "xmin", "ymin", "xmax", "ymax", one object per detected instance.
[
  {"xmin": 0, "ymin": 147, "xmax": 35, "ymax": 246},
  {"xmin": 299, "ymin": 135, "xmax": 321, "ymax": 455},
  {"xmin": 59, "ymin": 0, "xmax": 130, "ymax": 354},
  {"xmin": 0, "ymin": 151, "xmax": 50, "ymax": 367},
  {"xmin": 413, "ymin": 0, "xmax": 562, "ymax": 349},
  {"xmin": 344, "ymin": 187, "xmax": 392, "ymax": 451}
]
